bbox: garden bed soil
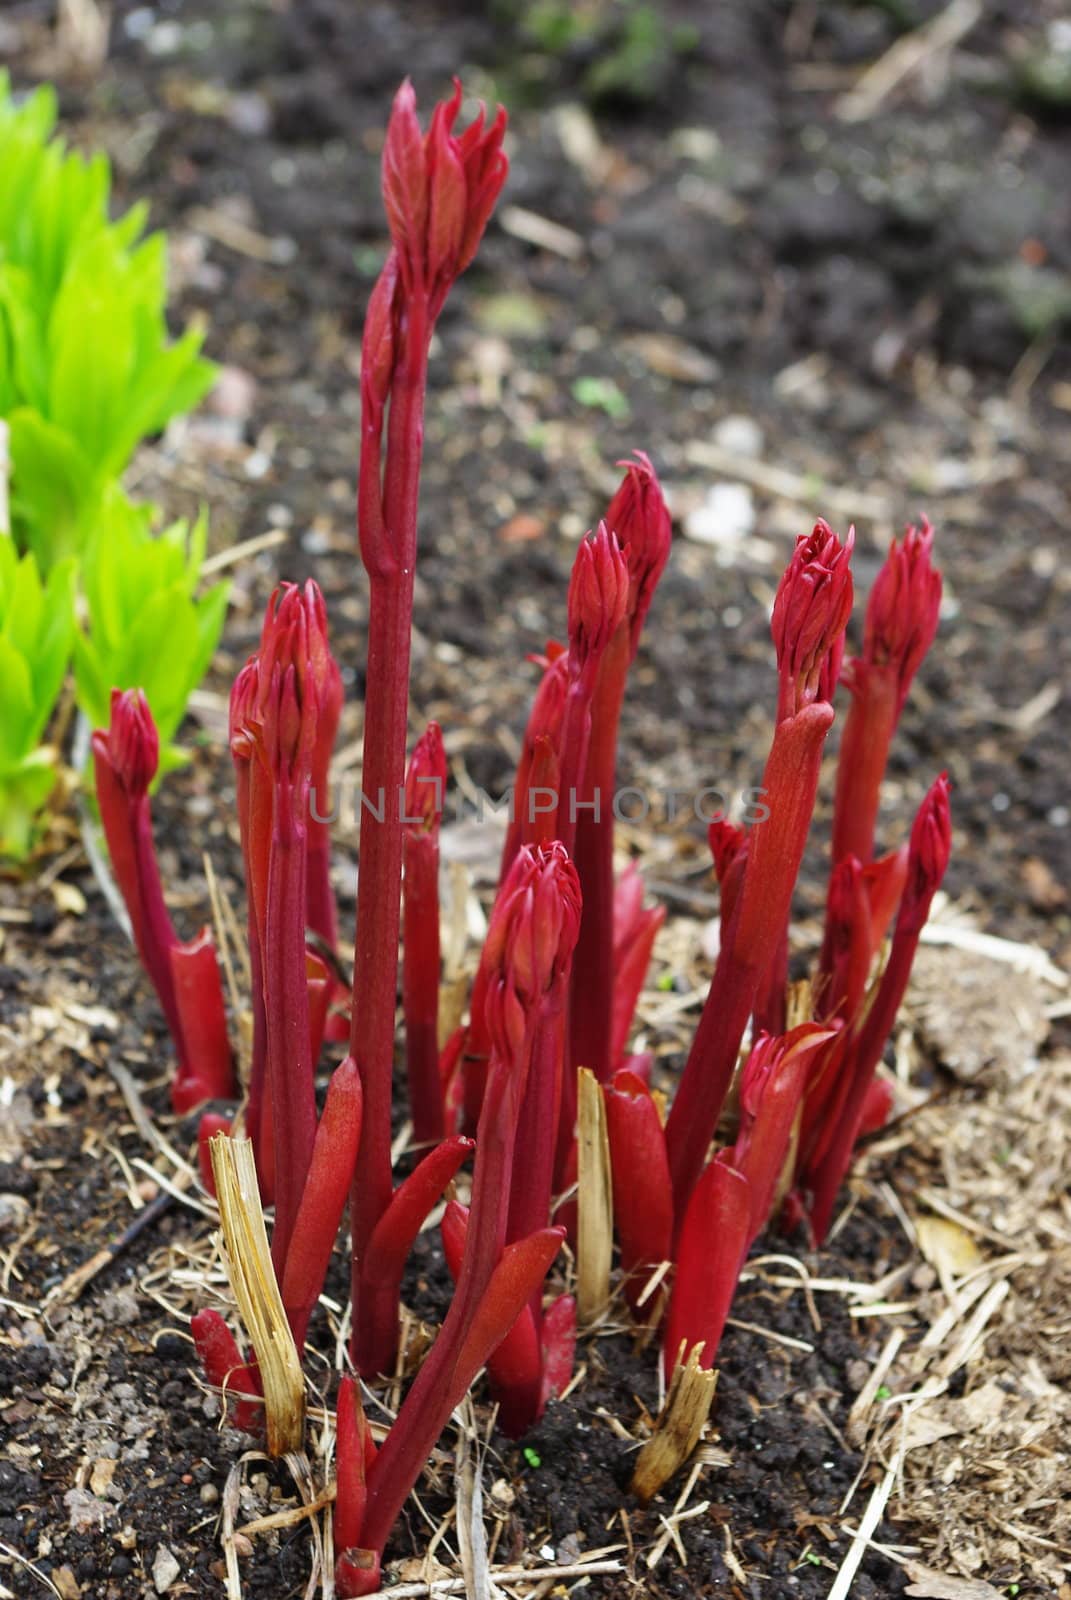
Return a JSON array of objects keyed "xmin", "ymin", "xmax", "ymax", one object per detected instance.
[{"xmin": 3, "ymin": 1, "xmax": 1071, "ymax": 1597}]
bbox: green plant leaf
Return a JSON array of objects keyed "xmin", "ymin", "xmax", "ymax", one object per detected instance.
[{"xmin": 6, "ymin": 407, "xmax": 101, "ymax": 567}]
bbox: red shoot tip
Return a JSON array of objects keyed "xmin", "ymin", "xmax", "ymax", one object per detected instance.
[
  {"xmin": 383, "ymin": 78, "xmax": 508, "ymax": 310},
  {"xmin": 566, "ymin": 523, "xmax": 630, "ymax": 673},
  {"xmin": 241, "ymin": 580, "xmax": 339, "ymax": 781},
  {"xmin": 707, "ymin": 818, "xmax": 747, "ymax": 885},
  {"xmin": 771, "ymin": 519, "xmax": 855, "ymax": 720},
  {"xmin": 898, "ymin": 772, "xmax": 952, "ymax": 934},
  {"xmin": 861, "ymin": 517, "xmax": 942, "ymax": 712},
  {"xmin": 604, "ymin": 451, "xmax": 672, "ymax": 654},
  {"xmin": 99, "ymin": 687, "xmax": 159, "ymax": 797},
  {"xmin": 483, "ymin": 842, "xmax": 582, "ymax": 1060},
  {"xmin": 404, "ymin": 722, "xmax": 447, "ymax": 835}
]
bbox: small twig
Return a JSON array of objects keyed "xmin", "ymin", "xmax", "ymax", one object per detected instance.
[
  {"xmin": 374, "ymin": 1561, "xmax": 625, "ymax": 1597},
  {"xmin": 40, "ymin": 1186, "xmax": 178, "ymax": 1313},
  {"xmin": 725, "ymin": 1317, "xmax": 814, "ymax": 1354},
  {"xmin": 0, "ymin": 1539, "xmax": 62, "ymax": 1598},
  {"xmin": 834, "ymin": 0, "xmax": 982, "ymax": 123},
  {"xmin": 200, "ymin": 527, "xmax": 288, "ymax": 577},
  {"xmin": 826, "ymin": 1453, "xmax": 901, "ymax": 1600}
]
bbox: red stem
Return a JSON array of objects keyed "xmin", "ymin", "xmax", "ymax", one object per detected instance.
[
  {"xmin": 830, "ymin": 665, "xmax": 898, "ymax": 868},
  {"xmin": 355, "ymin": 1134, "xmax": 474, "ymax": 1377},
  {"xmin": 403, "ymin": 829, "xmax": 443, "ymax": 1142},
  {"xmin": 266, "ymin": 772, "xmax": 317, "ymax": 1272},
  {"xmin": 170, "ymin": 929, "xmax": 235, "ymax": 1111},
  {"xmin": 806, "ymin": 926, "xmax": 922, "ymax": 1244},
  {"xmin": 281, "ymin": 1056, "xmax": 362, "ymax": 1349},
  {"xmin": 506, "ymin": 992, "xmax": 566, "ymax": 1327},
  {"xmin": 664, "ymin": 704, "xmax": 834, "ymax": 1227},
  {"xmin": 350, "ymin": 299, "xmax": 430, "ymax": 1370},
  {"xmin": 569, "ymin": 629, "xmax": 628, "ymax": 1082},
  {"xmin": 663, "ymin": 1156, "xmax": 750, "ymax": 1376},
  {"xmin": 358, "ymin": 1007, "xmax": 540, "ymax": 1549}
]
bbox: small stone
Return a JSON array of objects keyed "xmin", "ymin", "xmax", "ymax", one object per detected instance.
[
  {"xmin": 711, "ymin": 414, "xmax": 764, "ymax": 458},
  {"xmin": 684, "ymin": 482, "xmax": 770, "ymax": 568},
  {"xmin": 497, "ymin": 514, "xmax": 546, "ymax": 545},
  {"xmin": 208, "ymin": 365, "xmax": 257, "ymax": 422},
  {"xmin": 199, "ymin": 1483, "xmax": 219, "ymax": 1506},
  {"xmin": 847, "ymin": 1359, "xmax": 870, "ymax": 1392},
  {"xmin": 64, "ymin": 1488, "xmax": 109, "ymax": 1534},
  {"xmin": 152, "ymin": 1545, "xmax": 181, "ymax": 1593}
]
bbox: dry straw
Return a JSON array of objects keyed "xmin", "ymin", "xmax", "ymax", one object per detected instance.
[{"xmin": 210, "ymin": 1133, "xmax": 306, "ymax": 1456}]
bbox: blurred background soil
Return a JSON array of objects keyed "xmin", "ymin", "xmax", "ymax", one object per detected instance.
[{"xmin": 1, "ymin": 2, "xmax": 1070, "ymax": 1597}]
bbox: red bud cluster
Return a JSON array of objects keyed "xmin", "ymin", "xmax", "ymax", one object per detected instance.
[
  {"xmin": 604, "ymin": 451, "xmax": 672, "ymax": 656},
  {"xmin": 566, "ymin": 523, "xmax": 630, "ymax": 674},
  {"xmin": 101, "ymin": 687, "xmax": 159, "ymax": 797},
  {"xmin": 861, "ymin": 518, "xmax": 942, "ymax": 712},
  {"xmin": 382, "ymin": 78, "xmax": 508, "ymax": 314},
  {"xmin": 483, "ymin": 843, "xmax": 582, "ymax": 1061},
  {"xmin": 403, "ymin": 721, "xmax": 447, "ymax": 835},
  {"xmin": 771, "ymin": 519, "xmax": 855, "ymax": 720}
]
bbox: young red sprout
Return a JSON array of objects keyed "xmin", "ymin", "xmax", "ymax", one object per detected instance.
[
  {"xmin": 230, "ymin": 659, "xmax": 273, "ymax": 1192},
  {"xmin": 556, "ymin": 524, "xmax": 630, "ymax": 859},
  {"xmin": 664, "ymin": 1022, "xmax": 834, "ymax": 1376},
  {"xmin": 300, "ymin": 577, "xmax": 344, "ymax": 929},
  {"xmin": 441, "ymin": 1201, "xmax": 577, "ymax": 1438},
  {"xmin": 603, "ymin": 1067, "xmax": 673, "ymax": 1315},
  {"xmin": 232, "ymin": 584, "xmax": 322, "ymax": 1269},
  {"xmin": 350, "ymin": 81, "xmax": 509, "ymax": 1371},
  {"xmin": 664, "ymin": 523, "xmax": 854, "ymax": 1225},
  {"xmin": 402, "ymin": 723, "xmax": 448, "ymax": 1142},
  {"xmin": 335, "ymin": 844, "xmax": 579, "ymax": 1590},
  {"xmin": 225, "ymin": 583, "xmax": 363, "ymax": 1350},
  {"xmin": 92, "ymin": 689, "xmax": 234, "ymax": 1113},
  {"xmin": 190, "ymin": 1308, "xmax": 263, "ymax": 1433},
  {"xmin": 570, "ymin": 454, "xmax": 671, "ymax": 1083},
  {"xmin": 831, "ymin": 520, "xmax": 941, "ymax": 870},
  {"xmin": 609, "ymin": 862, "xmax": 666, "ymax": 1071},
  {"xmin": 804, "ymin": 773, "xmax": 951, "ymax": 1244},
  {"xmin": 500, "ymin": 645, "xmax": 568, "ymax": 877}
]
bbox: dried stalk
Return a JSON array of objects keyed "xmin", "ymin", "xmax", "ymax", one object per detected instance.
[
  {"xmin": 630, "ymin": 1344, "xmax": 717, "ymax": 1504},
  {"xmin": 210, "ymin": 1134, "xmax": 305, "ymax": 1456},
  {"xmin": 576, "ymin": 1067, "xmax": 612, "ymax": 1325}
]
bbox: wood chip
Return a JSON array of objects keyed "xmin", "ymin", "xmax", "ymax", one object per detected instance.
[
  {"xmin": 630, "ymin": 1347, "xmax": 716, "ymax": 1505},
  {"xmin": 902, "ymin": 1561, "xmax": 1004, "ymax": 1599}
]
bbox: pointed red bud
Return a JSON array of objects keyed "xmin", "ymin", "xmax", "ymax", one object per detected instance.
[
  {"xmin": 190, "ymin": 1308, "xmax": 262, "ymax": 1433},
  {"xmin": 403, "ymin": 722, "xmax": 447, "ymax": 836},
  {"xmin": 771, "ymin": 520, "xmax": 855, "ymax": 720},
  {"xmin": 861, "ymin": 518, "xmax": 942, "ymax": 712},
  {"xmin": 566, "ymin": 523, "xmax": 630, "ymax": 673},
  {"xmin": 604, "ymin": 1068, "xmax": 673, "ymax": 1308},
  {"xmin": 482, "ymin": 842, "xmax": 582, "ymax": 1061},
  {"xmin": 733, "ymin": 1022, "xmax": 837, "ymax": 1240},
  {"xmin": 229, "ymin": 658, "xmax": 260, "ymax": 762},
  {"xmin": 897, "ymin": 773, "xmax": 951, "ymax": 935},
  {"xmin": 99, "ymin": 688, "xmax": 159, "ymax": 797},
  {"xmin": 360, "ymin": 249, "xmax": 401, "ymax": 430},
  {"xmin": 382, "ymin": 80, "xmax": 429, "ymax": 291},
  {"xmin": 707, "ymin": 819, "xmax": 747, "ymax": 885},
  {"xmin": 604, "ymin": 451, "xmax": 672, "ymax": 654},
  {"xmin": 250, "ymin": 582, "xmax": 331, "ymax": 783}
]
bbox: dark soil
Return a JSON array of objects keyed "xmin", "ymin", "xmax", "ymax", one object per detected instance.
[{"xmin": 3, "ymin": 0, "xmax": 1070, "ymax": 1596}]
